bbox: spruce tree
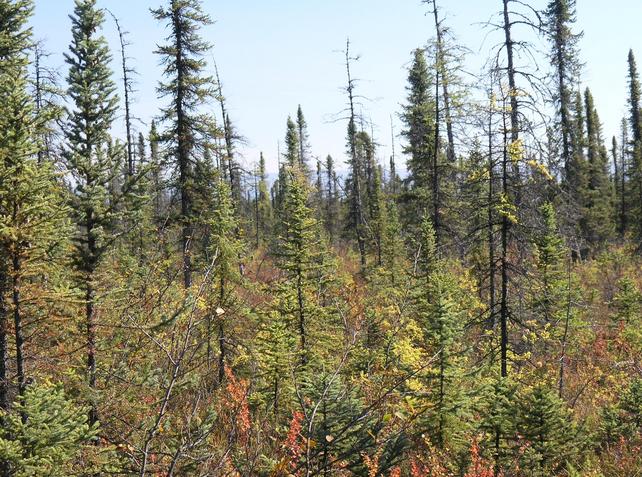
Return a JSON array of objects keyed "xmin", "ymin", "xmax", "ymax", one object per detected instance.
[
  {"xmin": 284, "ymin": 116, "xmax": 299, "ymax": 168},
  {"xmin": 32, "ymin": 42, "xmax": 62, "ymax": 165},
  {"xmin": 0, "ymin": 1, "xmax": 71, "ymax": 434},
  {"xmin": 152, "ymin": 0, "xmax": 214, "ymax": 288},
  {"xmin": 63, "ymin": 0, "xmax": 120, "ymax": 426},
  {"xmin": 273, "ymin": 166, "xmax": 327, "ymax": 363},
  {"xmin": 584, "ymin": 88, "xmax": 615, "ymax": 247},
  {"xmin": 0, "ymin": 0, "xmax": 34, "ymax": 413},
  {"xmin": 344, "ymin": 39, "xmax": 367, "ymax": 270},
  {"xmin": 148, "ymin": 120, "xmax": 165, "ymax": 225},
  {"xmin": 369, "ymin": 165, "xmax": 385, "ymax": 266},
  {"xmin": 255, "ymin": 309, "xmax": 295, "ymax": 416},
  {"xmin": 628, "ymin": 50, "xmax": 642, "ymax": 145},
  {"xmin": 324, "ymin": 154, "xmax": 339, "ymax": 242},
  {"xmin": 413, "ymin": 217, "xmax": 467, "ymax": 451},
  {"xmin": 380, "ymin": 201, "xmax": 404, "ymax": 284},
  {"xmin": 515, "ymin": 384, "xmax": 580, "ymax": 476},
  {"xmin": 256, "ymin": 152, "xmax": 272, "ymax": 245},
  {"xmin": 627, "ymin": 50, "xmax": 642, "ymax": 240},
  {"xmin": 401, "ymin": 48, "xmax": 437, "ymax": 235},
  {"xmin": 532, "ymin": 203, "xmax": 566, "ymax": 324},
  {"xmin": 296, "ymin": 105, "xmax": 310, "ymax": 173},
  {"xmin": 567, "ymin": 89, "xmax": 589, "ymax": 214},
  {"xmin": 0, "ymin": 383, "xmax": 98, "ymax": 476},
  {"xmin": 529, "ymin": 202, "xmax": 579, "ymax": 386},
  {"xmin": 194, "ymin": 161, "xmax": 243, "ymax": 383},
  {"xmin": 545, "ymin": 0, "xmax": 582, "ymax": 184}
]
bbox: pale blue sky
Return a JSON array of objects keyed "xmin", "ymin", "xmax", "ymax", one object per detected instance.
[{"xmin": 32, "ymin": 0, "xmax": 642, "ymax": 174}]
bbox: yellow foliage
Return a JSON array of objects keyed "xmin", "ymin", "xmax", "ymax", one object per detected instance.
[
  {"xmin": 496, "ymin": 193, "xmax": 518, "ymax": 224},
  {"xmin": 507, "ymin": 138, "xmax": 524, "ymax": 163}
]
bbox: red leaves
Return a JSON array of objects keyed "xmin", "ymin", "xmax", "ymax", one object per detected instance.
[
  {"xmin": 464, "ymin": 440, "xmax": 497, "ymax": 477},
  {"xmin": 283, "ymin": 410, "xmax": 305, "ymax": 474},
  {"xmin": 223, "ymin": 366, "xmax": 251, "ymax": 446}
]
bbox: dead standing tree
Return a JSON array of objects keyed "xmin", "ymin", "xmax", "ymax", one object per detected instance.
[
  {"xmin": 343, "ymin": 39, "xmax": 367, "ymax": 272},
  {"xmin": 107, "ymin": 10, "xmax": 137, "ymax": 177}
]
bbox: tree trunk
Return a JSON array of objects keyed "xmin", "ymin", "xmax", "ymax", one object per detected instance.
[
  {"xmin": 296, "ymin": 267, "xmax": 306, "ymax": 364},
  {"xmin": 488, "ymin": 101, "xmax": 496, "ymax": 330},
  {"xmin": 110, "ymin": 12, "xmax": 134, "ymax": 176},
  {"xmin": 0, "ymin": 265, "xmax": 8, "ymax": 413},
  {"xmin": 217, "ymin": 276, "xmax": 226, "ymax": 385},
  {"xmin": 173, "ymin": 7, "xmax": 192, "ymax": 289},
  {"xmin": 502, "ymin": 0, "xmax": 521, "ymax": 203},
  {"xmin": 433, "ymin": 62, "xmax": 442, "ymax": 247},
  {"xmin": 12, "ymin": 253, "xmax": 25, "ymax": 398},
  {"xmin": 500, "ymin": 110, "xmax": 509, "ymax": 379},
  {"xmin": 86, "ymin": 215, "xmax": 98, "ymax": 427},
  {"xmin": 345, "ymin": 40, "xmax": 367, "ymax": 270},
  {"xmin": 86, "ymin": 278, "xmax": 97, "ymax": 426},
  {"xmin": 432, "ymin": 0, "xmax": 456, "ymax": 164}
]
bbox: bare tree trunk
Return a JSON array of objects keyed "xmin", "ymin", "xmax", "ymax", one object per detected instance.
[
  {"xmin": 431, "ymin": 0, "xmax": 456, "ymax": 163},
  {"xmin": 502, "ymin": 0, "xmax": 521, "ymax": 203},
  {"xmin": 488, "ymin": 100, "xmax": 496, "ymax": 330},
  {"xmin": 502, "ymin": 0, "xmax": 519, "ymax": 146},
  {"xmin": 500, "ymin": 105, "xmax": 509, "ymax": 379},
  {"xmin": 215, "ymin": 63, "xmax": 238, "ymax": 200},
  {"xmin": 345, "ymin": 39, "xmax": 367, "ymax": 270},
  {"xmin": 109, "ymin": 11, "xmax": 134, "ymax": 176}
]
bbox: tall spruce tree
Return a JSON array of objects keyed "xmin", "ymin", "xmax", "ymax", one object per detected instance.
[
  {"xmin": 0, "ymin": 0, "xmax": 35, "ymax": 415},
  {"xmin": 273, "ymin": 166, "xmax": 327, "ymax": 363},
  {"xmin": 627, "ymin": 50, "xmax": 642, "ymax": 241},
  {"xmin": 401, "ymin": 48, "xmax": 438, "ymax": 237},
  {"xmin": 63, "ymin": 0, "xmax": 120, "ymax": 426},
  {"xmin": 564, "ymin": 89, "xmax": 590, "ymax": 246},
  {"xmin": 284, "ymin": 116, "xmax": 299, "ymax": 168},
  {"xmin": 256, "ymin": 152, "xmax": 272, "ymax": 244},
  {"xmin": 324, "ymin": 154, "xmax": 339, "ymax": 242},
  {"xmin": 296, "ymin": 105, "xmax": 310, "ymax": 173},
  {"xmin": 414, "ymin": 217, "xmax": 467, "ymax": 450},
  {"xmin": 616, "ymin": 116, "xmax": 629, "ymax": 236},
  {"xmin": 0, "ymin": 4, "xmax": 70, "ymax": 445},
  {"xmin": 344, "ymin": 39, "xmax": 367, "ymax": 270},
  {"xmin": 584, "ymin": 88, "xmax": 615, "ymax": 247},
  {"xmin": 194, "ymin": 161, "xmax": 242, "ymax": 384},
  {"xmin": 152, "ymin": 0, "xmax": 214, "ymax": 288},
  {"xmin": 545, "ymin": 0, "xmax": 582, "ymax": 184}
]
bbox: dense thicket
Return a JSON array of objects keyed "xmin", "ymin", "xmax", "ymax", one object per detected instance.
[{"xmin": 0, "ymin": 0, "xmax": 641, "ymax": 475}]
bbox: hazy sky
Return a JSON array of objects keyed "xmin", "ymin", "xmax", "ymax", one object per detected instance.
[{"xmin": 32, "ymin": 0, "xmax": 642, "ymax": 174}]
